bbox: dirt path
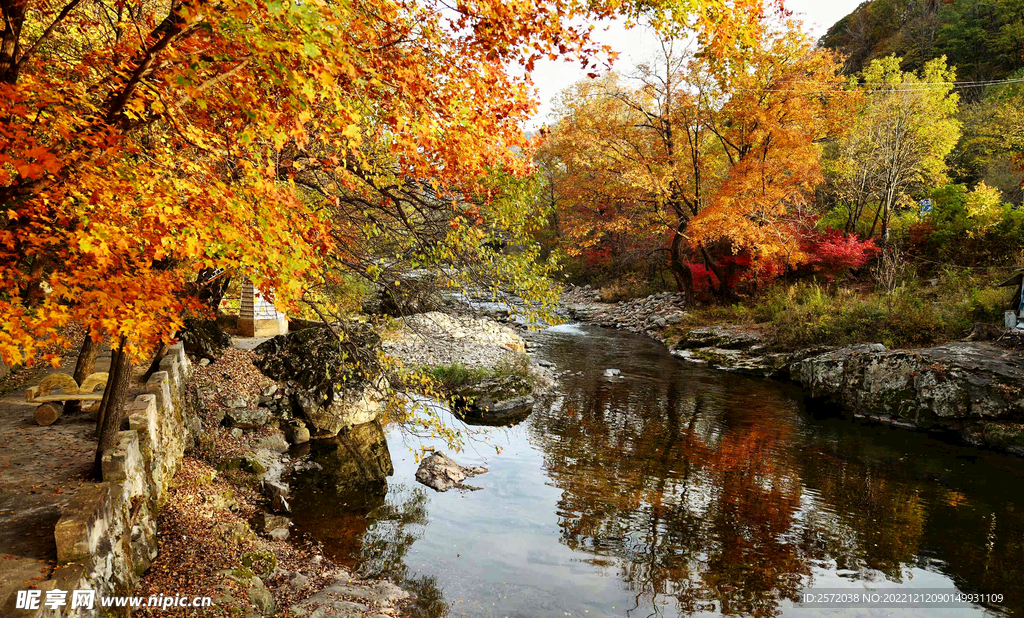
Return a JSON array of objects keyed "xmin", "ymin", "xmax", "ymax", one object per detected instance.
[{"xmin": 0, "ymin": 349, "xmax": 112, "ymax": 611}]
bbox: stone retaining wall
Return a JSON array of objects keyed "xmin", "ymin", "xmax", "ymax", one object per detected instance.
[{"xmin": 33, "ymin": 345, "xmax": 195, "ymax": 617}]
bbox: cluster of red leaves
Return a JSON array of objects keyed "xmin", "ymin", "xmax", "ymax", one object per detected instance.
[
  {"xmin": 799, "ymin": 228, "xmax": 878, "ymax": 279},
  {"xmin": 687, "ymin": 263, "xmax": 719, "ymax": 293}
]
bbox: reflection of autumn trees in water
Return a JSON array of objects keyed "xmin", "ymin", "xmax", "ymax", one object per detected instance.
[
  {"xmin": 530, "ymin": 376, "xmax": 809, "ymax": 617},
  {"xmin": 529, "ymin": 369, "xmax": 1024, "ymax": 617},
  {"xmin": 793, "ymin": 432, "xmax": 1024, "ymax": 615}
]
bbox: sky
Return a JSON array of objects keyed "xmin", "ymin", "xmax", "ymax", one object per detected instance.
[{"xmin": 527, "ymin": 0, "xmax": 864, "ymax": 129}]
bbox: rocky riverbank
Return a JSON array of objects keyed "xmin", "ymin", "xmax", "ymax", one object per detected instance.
[
  {"xmin": 131, "ymin": 340, "xmax": 417, "ymax": 617},
  {"xmin": 382, "ymin": 311, "xmax": 557, "ymax": 393},
  {"xmin": 561, "ymin": 286, "xmax": 1024, "ymax": 456}
]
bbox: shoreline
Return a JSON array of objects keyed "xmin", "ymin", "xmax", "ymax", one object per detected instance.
[{"xmin": 558, "ymin": 287, "xmax": 1024, "ymax": 458}]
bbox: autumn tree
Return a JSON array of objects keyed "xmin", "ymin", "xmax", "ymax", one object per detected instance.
[
  {"xmin": 830, "ymin": 55, "xmax": 961, "ymax": 240},
  {"xmin": 1, "ymin": 0, "xmax": 780, "ymax": 475},
  {"xmin": 540, "ymin": 13, "xmax": 854, "ymax": 299},
  {"xmin": 687, "ymin": 24, "xmax": 856, "ymax": 286},
  {"xmin": 955, "ymin": 73, "xmax": 1024, "ymax": 204}
]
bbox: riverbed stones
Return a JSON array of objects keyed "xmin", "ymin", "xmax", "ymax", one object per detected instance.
[
  {"xmin": 563, "ymin": 288, "xmax": 688, "ymax": 333},
  {"xmin": 415, "ymin": 452, "xmax": 487, "ymax": 492},
  {"xmin": 289, "ymin": 574, "xmax": 411, "ymax": 618},
  {"xmin": 383, "ymin": 311, "xmax": 527, "ymax": 369},
  {"xmin": 223, "ymin": 407, "xmax": 270, "ymax": 429}
]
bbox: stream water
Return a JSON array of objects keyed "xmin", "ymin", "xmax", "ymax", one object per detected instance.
[{"xmin": 291, "ymin": 323, "xmax": 1024, "ymax": 618}]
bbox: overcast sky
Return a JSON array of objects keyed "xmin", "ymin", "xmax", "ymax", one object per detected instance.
[{"xmin": 527, "ymin": 0, "xmax": 863, "ymax": 128}]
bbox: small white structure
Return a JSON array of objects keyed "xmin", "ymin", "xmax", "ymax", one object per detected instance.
[{"xmin": 239, "ymin": 279, "xmax": 288, "ymax": 338}]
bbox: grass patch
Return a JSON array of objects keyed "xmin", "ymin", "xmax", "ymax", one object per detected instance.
[
  {"xmin": 426, "ymin": 363, "xmax": 494, "ymax": 391},
  {"xmin": 665, "ymin": 269, "xmax": 1012, "ymax": 351},
  {"xmin": 426, "ymin": 352, "xmax": 536, "ymax": 393}
]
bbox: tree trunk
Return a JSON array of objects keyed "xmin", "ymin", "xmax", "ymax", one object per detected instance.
[
  {"xmin": 24, "ymin": 255, "xmax": 48, "ymax": 307},
  {"xmin": 65, "ymin": 336, "xmax": 100, "ymax": 414},
  {"xmin": 699, "ymin": 245, "xmax": 729, "ymax": 298},
  {"xmin": 35, "ymin": 403, "xmax": 63, "ymax": 426},
  {"xmin": 669, "ymin": 227, "xmax": 694, "ymax": 305},
  {"xmin": 93, "ymin": 338, "xmax": 134, "ymax": 480},
  {"xmin": 143, "ymin": 341, "xmax": 169, "ymax": 381},
  {"xmin": 867, "ymin": 200, "xmax": 883, "ymax": 239},
  {"xmin": 94, "ymin": 342, "xmax": 120, "ymax": 436}
]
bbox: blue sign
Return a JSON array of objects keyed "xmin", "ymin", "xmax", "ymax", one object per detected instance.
[{"xmin": 919, "ymin": 198, "xmax": 933, "ymax": 214}]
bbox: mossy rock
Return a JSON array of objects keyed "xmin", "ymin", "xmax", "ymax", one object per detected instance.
[
  {"xmin": 216, "ymin": 456, "xmax": 267, "ymax": 476},
  {"xmin": 230, "ymin": 566, "xmax": 256, "ymax": 580},
  {"xmin": 211, "ymin": 521, "xmax": 255, "ymax": 545},
  {"xmin": 240, "ymin": 550, "xmax": 278, "ymax": 577},
  {"xmin": 456, "ymin": 375, "xmax": 531, "ymax": 407}
]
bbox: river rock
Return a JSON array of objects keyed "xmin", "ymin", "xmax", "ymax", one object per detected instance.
[
  {"xmin": 674, "ymin": 326, "xmax": 763, "ymax": 351},
  {"xmin": 415, "ymin": 452, "xmax": 487, "ymax": 492},
  {"xmin": 178, "ymin": 318, "xmax": 231, "ymax": 360},
  {"xmin": 257, "ymin": 433, "xmax": 289, "ymax": 453},
  {"xmin": 293, "ymin": 379, "xmax": 386, "ymax": 436},
  {"xmin": 254, "ymin": 513, "xmax": 290, "ymax": 534},
  {"xmin": 454, "ymin": 375, "xmax": 534, "ymax": 426},
  {"xmin": 288, "ymin": 425, "xmax": 311, "ymax": 445},
  {"xmin": 604, "ymin": 368, "xmax": 621, "ymax": 377},
  {"xmin": 462, "ymin": 395, "xmax": 535, "ymax": 426},
  {"xmin": 254, "ymin": 325, "xmax": 387, "ymax": 435},
  {"xmin": 223, "ymin": 408, "xmax": 269, "ymax": 428},
  {"xmin": 289, "ymin": 575, "xmax": 411, "ymax": 618},
  {"xmin": 792, "ymin": 342, "xmax": 1024, "ymax": 427}
]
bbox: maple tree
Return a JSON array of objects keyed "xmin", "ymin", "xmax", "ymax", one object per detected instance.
[
  {"xmin": 539, "ymin": 10, "xmax": 856, "ymax": 299},
  {"xmin": 1, "ymin": 0, "xmax": 776, "ymax": 476}
]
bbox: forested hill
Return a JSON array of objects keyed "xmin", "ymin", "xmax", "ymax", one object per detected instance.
[{"xmin": 820, "ymin": 0, "xmax": 1024, "ymax": 83}]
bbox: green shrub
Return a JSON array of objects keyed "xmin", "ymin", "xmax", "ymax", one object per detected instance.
[{"xmin": 915, "ymin": 183, "xmax": 1024, "ymax": 266}]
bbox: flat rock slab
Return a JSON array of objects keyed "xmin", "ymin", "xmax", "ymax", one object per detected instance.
[
  {"xmin": 415, "ymin": 452, "xmax": 488, "ymax": 492},
  {"xmin": 792, "ymin": 342, "xmax": 1024, "ymax": 423},
  {"xmin": 289, "ymin": 575, "xmax": 411, "ymax": 618}
]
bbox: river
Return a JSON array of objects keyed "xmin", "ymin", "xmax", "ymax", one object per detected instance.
[{"xmin": 291, "ymin": 323, "xmax": 1024, "ymax": 618}]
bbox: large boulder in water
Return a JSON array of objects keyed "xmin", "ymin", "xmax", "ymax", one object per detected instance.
[
  {"xmin": 455, "ymin": 375, "xmax": 534, "ymax": 426},
  {"xmin": 415, "ymin": 452, "xmax": 487, "ymax": 492},
  {"xmin": 254, "ymin": 325, "xmax": 387, "ymax": 436},
  {"xmin": 790, "ymin": 342, "xmax": 1024, "ymax": 454}
]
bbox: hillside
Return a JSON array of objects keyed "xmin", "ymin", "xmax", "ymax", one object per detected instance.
[{"xmin": 820, "ymin": 0, "xmax": 1024, "ymax": 84}]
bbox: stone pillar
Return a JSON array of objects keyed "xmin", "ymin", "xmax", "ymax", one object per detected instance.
[{"xmin": 239, "ymin": 280, "xmax": 289, "ymax": 338}]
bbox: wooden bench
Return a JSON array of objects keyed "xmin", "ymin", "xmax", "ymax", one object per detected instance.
[{"xmin": 25, "ymin": 372, "xmax": 108, "ymax": 425}]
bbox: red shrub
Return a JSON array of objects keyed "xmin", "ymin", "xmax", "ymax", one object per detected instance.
[{"xmin": 801, "ymin": 229, "xmax": 878, "ymax": 278}]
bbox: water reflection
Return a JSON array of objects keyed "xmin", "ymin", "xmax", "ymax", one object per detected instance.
[
  {"xmin": 292, "ymin": 325, "xmax": 1024, "ymax": 618},
  {"xmin": 290, "ymin": 421, "xmax": 394, "ymax": 565}
]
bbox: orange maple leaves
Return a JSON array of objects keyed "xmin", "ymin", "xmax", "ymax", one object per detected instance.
[
  {"xmin": 540, "ymin": 7, "xmax": 858, "ymax": 291},
  {"xmin": 3, "ymin": 0, "xmax": 731, "ymax": 364}
]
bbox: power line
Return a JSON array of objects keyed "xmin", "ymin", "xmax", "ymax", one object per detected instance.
[{"xmin": 759, "ymin": 76, "xmax": 1024, "ymax": 94}]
